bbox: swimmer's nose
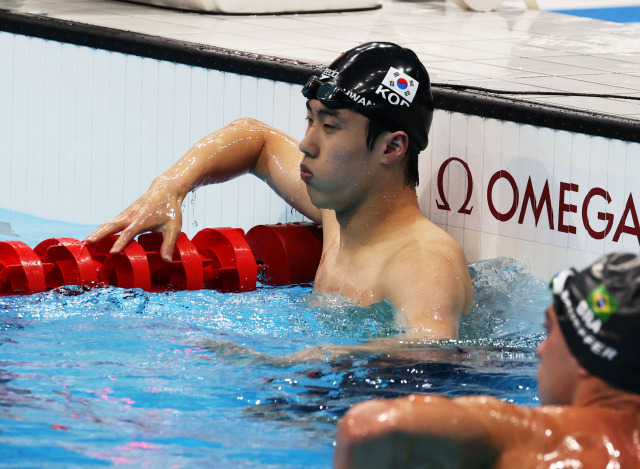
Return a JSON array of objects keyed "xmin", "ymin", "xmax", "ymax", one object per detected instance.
[
  {"xmin": 299, "ymin": 128, "xmax": 318, "ymax": 159},
  {"xmin": 299, "ymin": 141, "xmax": 315, "ymax": 159}
]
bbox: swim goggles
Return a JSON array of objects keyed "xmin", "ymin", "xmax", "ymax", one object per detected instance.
[{"xmin": 301, "ymin": 75, "xmax": 358, "ymax": 107}]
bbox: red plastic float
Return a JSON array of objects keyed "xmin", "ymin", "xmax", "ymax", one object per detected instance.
[
  {"xmin": 192, "ymin": 228, "xmax": 257, "ymax": 292},
  {"xmin": 137, "ymin": 232, "xmax": 204, "ymax": 291},
  {"xmin": 85, "ymin": 235, "xmax": 151, "ymax": 291},
  {"xmin": 0, "ymin": 223, "xmax": 322, "ymax": 296},
  {"xmin": 0, "ymin": 240, "xmax": 46, "ymax": 294},
  {"xmin": 34, "ymin": 238, "xmax": 99, "ymax": 289},
  {"xmin": 246, "ymin": 222, "xmax": 323, "ymax": 286}
]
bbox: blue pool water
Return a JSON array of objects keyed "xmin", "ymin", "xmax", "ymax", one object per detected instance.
[
  {"xmin": 552, "ymin": 6, "xmax": 640, "ymax": 23},
  {"xmin": 0, "ymin": 208, "xmax": 550, "ymax": 468}
]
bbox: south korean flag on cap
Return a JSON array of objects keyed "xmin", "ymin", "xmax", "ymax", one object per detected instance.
[{"xmin": 381, "ymin": 67, "xmax": 419, "ymax": 104}]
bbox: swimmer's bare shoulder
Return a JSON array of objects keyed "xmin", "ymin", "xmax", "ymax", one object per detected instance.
[
  {"xmin": 459, "ymin": 396, "xmax": 640, "ymax": 469},
  {"xmin": 337, "ymin": 394, "xmax": 640, "ymax": 469},
  {"xmin": 336, "ymin": 394, "xmax": 500, "ymax": 468},
  {"xmin": 381, "ymin": 219, "xmax": 473, "ymax": 335}
]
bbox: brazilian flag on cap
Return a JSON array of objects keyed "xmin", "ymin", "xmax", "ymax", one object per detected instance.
[{"xmin": 587, "ymin": 284, "xmax": 619, "ymax": 322}]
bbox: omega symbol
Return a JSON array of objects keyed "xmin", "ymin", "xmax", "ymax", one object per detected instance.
[{"xmin": 436, "ymin": 157, "xmax": 474, "ymax": 215}]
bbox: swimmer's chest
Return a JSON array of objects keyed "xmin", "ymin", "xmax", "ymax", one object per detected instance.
[{"xmin": 313, "ymin": 242, "xmax": 393, "ymax": 306}]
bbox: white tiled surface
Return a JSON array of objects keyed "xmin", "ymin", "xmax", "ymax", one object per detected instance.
[{"xmin": 4, "ymin": 0, "xmax": 640, "ymax": 119}]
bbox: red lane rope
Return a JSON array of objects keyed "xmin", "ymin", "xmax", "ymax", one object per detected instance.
[{"xmin": 0, "ymin": 222, "xmax": 322, "ymax": 296}]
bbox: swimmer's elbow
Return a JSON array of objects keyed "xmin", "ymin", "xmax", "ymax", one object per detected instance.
[
  {"xmin": 336, "ymin": 397, "xmax": 497, "ymax": 469},
  {"xmin": 228, "ymin": 116, "xmax": 263, "ymax": 129},
  {"xmin": 335, "ymin": 399, "xmax": 401, "ymax": 469},
  {"xmin": 227, "ymin": 117, "xmax": 280, "ymax": 140}
]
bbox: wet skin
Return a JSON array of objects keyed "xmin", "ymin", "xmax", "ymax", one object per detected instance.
[
  {"xmin": 86, "ymin": 106, "xmax": 472, "ymax": 339},
  {"xmin": 334, "ymin": 304, "xmax": 640, "ymax": 469},
  {"xmin": 299, "ymin": 101, "xmax": 472, "ymax": 337}
]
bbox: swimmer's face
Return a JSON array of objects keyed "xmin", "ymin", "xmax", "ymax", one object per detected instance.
[
  {"xmin": 299, "ymin": 100, "xmax": 378, "ymax": 212},
  {"xmin": 536, "ymin": 305, "xmax": 581, "ymax": 406}
]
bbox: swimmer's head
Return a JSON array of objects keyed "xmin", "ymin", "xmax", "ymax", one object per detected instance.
[
  {"xmin": 301, "ymin": 42, "xmax": 434, "ymax": 156},
  {"xmin": 550, "ymin": 253, "xmax": 640, "ymax": 394}
]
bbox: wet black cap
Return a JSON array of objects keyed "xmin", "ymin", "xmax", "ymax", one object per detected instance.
[
  {"xmin": 550, "ymin": 252, "xmax": 640, "ymax": 394},
  {"xmin": 302, "ymin": 42, "xmax": 434, "ymax": 152}
]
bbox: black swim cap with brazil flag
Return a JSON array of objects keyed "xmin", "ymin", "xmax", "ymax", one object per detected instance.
[
  {"xmin": 550, "ymin": 252, "xmax": 640, "ymax": 394},
  {"xmin": 301, "ymin": 42, "xmax": 434, "ymax": 153}
]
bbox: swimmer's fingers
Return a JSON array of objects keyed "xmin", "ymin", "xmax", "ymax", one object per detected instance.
[
  {"xmin": 109, "ymin": 224, "xmax": 145, "ymax": 255},
  {"xmin": 158, "ymin": 218, "xmax": 182, "ymax": 263},
  {"xmin": 197, "ymin": 338, "xmax": 292, "ymax": 367},
  {"xmin": 85, "ymin": 207, "xmax": 149, "ymax": 252},
  {"xmin": 95, "ymin": 216, "xmax": 181, "ymax": 259},
  {"xmin": 85, "ymin": 218, "xmax": 131, "ymax": 245}
]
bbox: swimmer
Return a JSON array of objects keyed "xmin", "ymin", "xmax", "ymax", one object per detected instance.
[
  {"xmin": 86, "ymin": 42, "xmax": 472, "ymax": 339},
  {"xmin": 335, "ymin": 252, "xmax": 640, "ymax": 468}
]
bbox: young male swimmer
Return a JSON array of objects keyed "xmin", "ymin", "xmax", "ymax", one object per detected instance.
[
  {"xmin": 335, "ymin": 252, "xmax": 640, "ymax": 469},
  {"xmin": 86, "ymin": 42, "xmax": 473, "ymax": 339}
]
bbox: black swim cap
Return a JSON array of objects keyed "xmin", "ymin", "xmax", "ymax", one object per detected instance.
[
  {"xmin": 301, "ymin": 42, "xmax": 434, "ymax": 152},
  {"xmin": 550, "ymin": 252, "xmax": 640, "ymax": 394}
]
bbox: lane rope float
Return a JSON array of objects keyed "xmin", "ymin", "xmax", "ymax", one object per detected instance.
[{"xmin": 0, "ymin": 222, "xmax": 322, "ymax": 296}]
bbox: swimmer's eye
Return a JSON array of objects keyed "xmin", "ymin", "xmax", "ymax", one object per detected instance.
[{"xmin": 305, "ymin": 117, "xmax": 338, "ymax": 131}]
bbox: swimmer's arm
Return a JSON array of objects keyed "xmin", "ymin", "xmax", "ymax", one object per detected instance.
[
  {"xmin": 334, "ymin": 395, "xmax": 500, "ymax": 469},
  {"xmin": 278, "ymin": 336, "xmax": 442, "ymax": 362},
  {"xmin": 198, "ymin": 336, "xmax": 446, "ymax": 365},
  {"xmin": 384, "ymin": 248, "xmax": 473, "ymax": 339},
  {"xmin": 86, "ymin": 117, "xmax": 321, "ymax": 261}
]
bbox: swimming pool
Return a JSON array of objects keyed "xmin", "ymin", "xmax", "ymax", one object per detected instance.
[
  {"xmin": 551, "ymin": 5, "xmax": 640, "ymax": 23},
  {"xmin": 0, "ymin": 210, "xmax": 549, "ymax": 468}
]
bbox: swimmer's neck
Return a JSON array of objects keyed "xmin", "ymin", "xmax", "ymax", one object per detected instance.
[
  {"xmin": 334, "ymin": 186, "xmax": 422, "ymax": 248},
  {"xmin": 571, "ymin": 378, "xmax": 640, "ymax": 412}
]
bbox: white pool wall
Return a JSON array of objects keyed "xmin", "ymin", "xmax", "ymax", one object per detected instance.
[
  {"xmin": 2, "ymin": 31, "xmax": 639, "ymax": 280},
  {"xmin": 0, "ymin": 32, "xmax": 307, "ymax": 232}
]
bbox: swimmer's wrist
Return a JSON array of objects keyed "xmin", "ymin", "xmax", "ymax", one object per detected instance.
[{"xmin": 150, "ymin": 173, "xmax": 191, "ymax": 203}]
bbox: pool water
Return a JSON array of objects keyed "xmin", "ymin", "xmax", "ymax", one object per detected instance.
[
  {"xmin": 0, "ymin": 209, "xmax": 550, "ymax": 468},
  {"xmin": 552, "ymin": 6, "xmax": 640, "ymax": 24}
]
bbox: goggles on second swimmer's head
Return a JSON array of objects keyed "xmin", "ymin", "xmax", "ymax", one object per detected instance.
[{"xmin": 302, "ymin": 75, "xmax": 360, "ymax": 109}]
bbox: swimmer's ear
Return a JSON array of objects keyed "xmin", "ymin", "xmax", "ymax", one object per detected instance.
[
  {"xmin": 577, "ymin": 366, "xmax": 592, "ymax": 379},
  {"xmin": 380, "ymin": 131, "xmax": 409, "ymax": 165}
]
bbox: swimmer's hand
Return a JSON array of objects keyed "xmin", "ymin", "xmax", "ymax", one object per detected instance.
[
  {"xmin": 85, "ymin": 176, "xmax": 185, "ymax": 262},
  {"xmin": 197, "ymin": 338, "xmax": 369, "ymax": 367},
  {"xmin": 197, "ymin": 338, "xmax": 326, "ymax": 367},
  {"xmin": 196, "ymin": 338, "xmax": 447, "ymax": 366}
]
